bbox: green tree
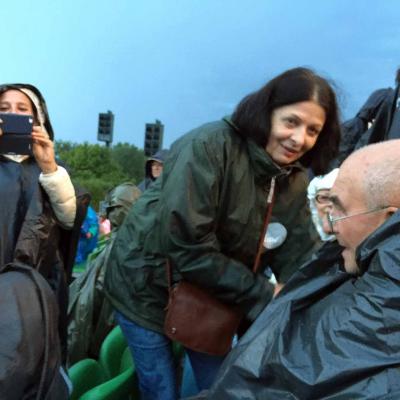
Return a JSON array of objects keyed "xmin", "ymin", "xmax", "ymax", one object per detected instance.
[
  {"xmin": 55, "ymin": 141, "xmax": 137, "ymax": 210},
  {"xmin": 111, "ymin": 142, "xmax": 145, "ymax": 184}
]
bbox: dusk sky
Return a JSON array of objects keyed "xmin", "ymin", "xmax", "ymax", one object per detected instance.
[{"xmin": 2, "ymin": 0, "xmax": 399, "ymax": 150}]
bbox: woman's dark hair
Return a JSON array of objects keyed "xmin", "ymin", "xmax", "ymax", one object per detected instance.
[
  {"xmin": 231, "ymin": 67, "xmax": 341, "ymax": 175},
  {"xmin": 396, "ymin": 67, "xmax": 400, "ymax": 85}
]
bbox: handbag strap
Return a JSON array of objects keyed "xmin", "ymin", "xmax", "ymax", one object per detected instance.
[
  {"xmin": 165, "ymin": 177, "xmax": 276, "ymax": 290},
  {"xmin": 252, "ymin": 177, "xmax": 275, "ymax": 273},
  {"xmin": 166, "ymin": 258, "xmax": 173, "ymax": 295}
]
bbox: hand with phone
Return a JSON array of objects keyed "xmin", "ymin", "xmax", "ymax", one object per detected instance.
[
  {"xmin": 31, "ymin": 124, "xmax": 57, "ymax": 174},
  {"xmin": 0, "ymin": 112, "xmax": 57, "ymax": 174}
]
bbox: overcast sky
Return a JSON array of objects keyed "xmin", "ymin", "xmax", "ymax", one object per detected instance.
[{"xmin": 1, "ymin": 0, "xmax": 399, "ymax": 149}]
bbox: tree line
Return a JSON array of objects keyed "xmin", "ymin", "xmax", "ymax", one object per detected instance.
[{"xmin": 55, "ymin": 141, "xmax": 146, "ymax": 210}]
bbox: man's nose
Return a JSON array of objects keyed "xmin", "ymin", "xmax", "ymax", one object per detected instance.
[{"xmin": 322, "ymin": 213, "xmax": 335, "ymax": 235}]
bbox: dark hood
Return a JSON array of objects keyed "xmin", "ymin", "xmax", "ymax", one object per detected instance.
[
  {"xmin": 104, "ymin": 182, "xmax": 142, "ymax": 228},
  {"xmin": 356, "ymin": 209, "xmax": 400, "ymax": 279},
  {"xmin": 144, "ymin": 149, "xmax": 169, "ymax": 180},
  {"xmin": 356, "ymin": 88, "xmax": 393, "ymax": 121}
]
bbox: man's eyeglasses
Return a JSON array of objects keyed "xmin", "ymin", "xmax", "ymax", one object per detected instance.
[{"xmin": 327, "ymin": 206, "xmax": 390, "ymax": 232}]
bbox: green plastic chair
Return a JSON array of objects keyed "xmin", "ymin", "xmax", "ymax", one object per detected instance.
[
  {"xmin": 99, "ymin": 325, "xmax": 128, "ymax": 379},
  {"xmin": 68, "ymin": 358, "xmax": 107, "ymax": 400},
  {"xmin": 79, "ymin": 346, "xmax": 138, "ymax": 400},
  {"xmin": 74, "ymin": 326, "xmax": 181, "ymax": 399},
  {"xmin": 119, "ymin": 346, "xmax": 134, "ymax": 371},
  {"xmin": 120, "ymin": 347, "xmax": 140, "ymax": 399}
]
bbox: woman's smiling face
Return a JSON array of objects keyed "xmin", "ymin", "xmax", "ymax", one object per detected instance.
[{"xmin": 266, "ymin": 100, "xmax": 326, "ymax": 166}]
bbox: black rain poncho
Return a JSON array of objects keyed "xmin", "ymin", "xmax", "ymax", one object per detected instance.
[{"xmin": 206, "ymin": 211, "xmax": 400, "ymax": 400}]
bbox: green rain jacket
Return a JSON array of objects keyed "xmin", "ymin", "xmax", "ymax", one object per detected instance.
[{"xmin": 105, "ymin": 118, "xmax": 320, "ymax": 334}]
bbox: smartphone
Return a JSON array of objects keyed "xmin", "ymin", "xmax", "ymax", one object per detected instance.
[{"xmin": 0, "ymin": 113, "xmax": 34, "ymax": 155}]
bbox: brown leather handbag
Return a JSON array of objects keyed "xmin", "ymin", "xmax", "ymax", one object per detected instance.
[
  {"xmin": 164, "ymin": 269, "xmax": 242, "ymax": 356},
  {"xmin": 164, "ymin": 179, "xmax": 276, "ymax": 356}
]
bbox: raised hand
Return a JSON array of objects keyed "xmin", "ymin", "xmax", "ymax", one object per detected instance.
[{"xmin": 31, "ymin": 125, "xmax": 57, "ymax": 174}]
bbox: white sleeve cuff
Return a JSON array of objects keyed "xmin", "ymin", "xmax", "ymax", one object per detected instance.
[{"xmin": 39, "ymin": 166, "xmax": 77, "ymax": 228}]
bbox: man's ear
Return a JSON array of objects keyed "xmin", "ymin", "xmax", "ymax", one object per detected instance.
[{"xmin": 385, "ymin": 206, "xmax": 398, "ymax": 217}]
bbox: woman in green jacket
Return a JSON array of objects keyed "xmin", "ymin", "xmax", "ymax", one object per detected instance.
[{"xmin": 105, "ymin": 67, "xmax": 341, "ymax": 400}]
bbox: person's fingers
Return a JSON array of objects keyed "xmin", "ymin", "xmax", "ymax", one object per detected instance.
[
  {"xmin": 32, "ymin": 126, "xmax": 46, "ymax": 135},
  {"xmin": 32, "ymin": 127, "xmax": 51, "ymax": 143},
  {"xmin": 32, "ymin": 125, "xmax": 46, "ymax": 132}
]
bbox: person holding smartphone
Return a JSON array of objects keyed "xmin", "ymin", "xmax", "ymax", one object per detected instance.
[
  {"xmin": 0, "ymin": 84, "xmax": 80, "ymax": 268},
  {"xmin": 0, "ymin": 84, "xmax": 89, "ymax": 397},
  {"xmin": 0, "ymin": 84, "xmax": 77, "ymax": 228}
]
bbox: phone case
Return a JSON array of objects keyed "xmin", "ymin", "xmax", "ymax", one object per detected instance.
[{"xmin": 0, "ymin": 113, "xmax": 33, "ymax": 155}]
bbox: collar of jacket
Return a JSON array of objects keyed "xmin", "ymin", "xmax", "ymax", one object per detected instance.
[
  {"xmin": 356, "ymin": 210, "xmax": 400, "ymax": 279},
  {"xmin": 223, "ymin": 117, "xmax": 305, "ymax": 184}
]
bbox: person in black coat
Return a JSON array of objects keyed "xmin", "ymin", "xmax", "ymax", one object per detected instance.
[
  {"xmin": 332, "ymin": 67, "xmax": 400, "ymax": 167},
  {"xmin": 0, "ymin": 84, "xmax": 89, "ymax": 395}
]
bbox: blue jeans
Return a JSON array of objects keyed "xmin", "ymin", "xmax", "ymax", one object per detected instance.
[
  {"xmin": 185, "ymin": 349, "xmax": 225, "ymax": 392},
  {"xmin": 180, "ymin": 353, "xmax": 199, "ymax": 398},
  {"xmin": 115, "ymin": 311, "xmax": 225, "ymax": 399},
  {"xmin": 115, "ymin": 311, "xmax": 177, "ymax": 400}
]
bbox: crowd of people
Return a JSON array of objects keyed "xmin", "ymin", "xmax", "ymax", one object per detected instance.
[{"xmin": 0, "ymin": 65, "xmax": 399, "ymax": 399}]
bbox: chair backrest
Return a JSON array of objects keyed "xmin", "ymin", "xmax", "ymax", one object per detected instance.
[
  {"xmin": 79, "ymin": 366, "xmax": 137, "ymax": 400},
  {"xmin": 68, "ymin": 358, "xmax": 106, "ymax": 400},
  {"xmin": 119, "ymin": 347, "xmax": 135, "ymax": 373},
  {"xmin": 99, "ymin": 326, "xmax": 128, "ymax": 378}
]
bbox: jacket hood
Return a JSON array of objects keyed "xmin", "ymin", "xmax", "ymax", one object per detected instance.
[
  {"xmin": 104, "ymin": 182, "xmax": 142, "ymax": 228},
  {"xmin": 0, "ymin": 83, "xmax": 54, "ymax": 140},
  {"xmin": 356, "ymin": 209, "xmax": 400, "ymax": 279},
  {"xmin": 144, "ymin": 149, "xmax": 169, "ymax": 180},
  {"xmin": 357, "ymin": 87, "xmax": 393, "ymax": 121}
]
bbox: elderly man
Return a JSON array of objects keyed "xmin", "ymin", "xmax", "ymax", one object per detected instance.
[
  {"xmin": 202, "ymin": 140, "xmax": 400, "ymax": 399},
  {"xmin": 328, "ymin": 143, "xmax": 398, "ymax": 274}
]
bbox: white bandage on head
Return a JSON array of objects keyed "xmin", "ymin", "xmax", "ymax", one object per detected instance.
[{"xmin": 307, "ymin": 168, "xmax": 339, "ymax": 241}]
